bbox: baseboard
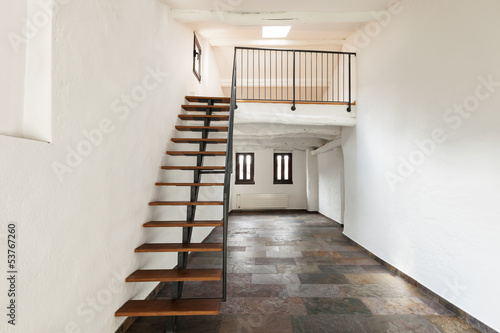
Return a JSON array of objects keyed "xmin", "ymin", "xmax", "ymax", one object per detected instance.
[{"xmin": 344, "ymin": 235, "xmax": 498, "ymax": 333}]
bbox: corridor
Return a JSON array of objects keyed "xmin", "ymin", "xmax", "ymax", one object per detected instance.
[{"xmin": 126, "ymin": 212, "xmax": 479, "ymax": 333}]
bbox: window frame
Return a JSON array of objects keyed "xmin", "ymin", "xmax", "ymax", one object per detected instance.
[
  {"xmin": 273, "ymin": 153, "xmax": 293, "ymax": 184},
  {"xmin": 193, "ymin": 33, "xmax": 202, "ymax": 82},
  {"xmin": 235, "ymin": 153, "xmax": 255, "ymax": 185}
]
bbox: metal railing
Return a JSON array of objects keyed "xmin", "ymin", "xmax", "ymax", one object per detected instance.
[
  {"xmin": 234, "ymin": 47, "xmax": 356, "ymax": 111},
  {"xmin": 221, "ymin": 50, "xmax": 237, "ymax": 302}
]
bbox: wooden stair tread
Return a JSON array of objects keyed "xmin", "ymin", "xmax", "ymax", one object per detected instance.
[
  {"xmin": 185, "ymin": 96, "xmax": 230, "ymax": 104},
  {"xmin": 171, "ymin": 138, "xmax": 227, "ymax": 144},
  {"xmin": 176, "ymin": 126, "xmax": 228, "ymax": 132},
  {"xmin": 144, "ymin": 220, "xmax": 223, "ymax": 227},
  {"xmin": 135, "ymin": 243, "xmax": 223, "ymax": 252},
  {"xmin": 116, "ymin": 299, "xmax": 221, "ymax": 317},
  {"xmin": 179, "ymin": 115, "xmax": 229, "ymax": 121},
  {"xmin": 161, "ymin": 166, "xmax": 225, "ymax": 170},
  {"xmin": 149, "ymin": 201, "xmax": 224, "ymax": 206},
  {"xmin": 155, "ymin": 183, "xmax": 224, "ymax": 186},
  {"xmin": 182, "ymin": 105, "xmax": 230, "ymax": 112},
  {"xmin": 166, "ymin": 151, "xmax": 226, "ymax": 156},
  {"xmin": 126, "ymin": 269, "xmax": 223, "ymax": 282}
]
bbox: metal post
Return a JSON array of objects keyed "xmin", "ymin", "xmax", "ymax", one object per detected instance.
[
  {"xmin": 292, "ymin": 51, "xmax": 296, "ymax": 111},
  {"xmin": 347, "ymin": 54, "xmax": 352, "ymax": 112}
]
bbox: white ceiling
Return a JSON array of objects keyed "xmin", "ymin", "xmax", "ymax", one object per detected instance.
[{"xmin": 163, "ymin": 0, "xmax": 388, "ymax": 49}]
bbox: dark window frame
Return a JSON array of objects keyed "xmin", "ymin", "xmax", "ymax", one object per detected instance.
[
  {"xmin": 193, "ymin": 33, "xmax": 202, "ymax": 82},
  {"xmin": 235, "ymin": 153, "xmax": 255, "ymax": 185},
  {"xmin": 273, "ymin": 153, "xmax": 293, "ymax": 184}
]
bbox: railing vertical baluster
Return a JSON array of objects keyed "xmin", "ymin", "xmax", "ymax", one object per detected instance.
[
  {"xmin": 316, "ymin": 53, "xmax": 318, "ymax": 102},
  {"xmin": 275, "ymin": 50, "xmax": 277, "ymax": 101},
  {"xmin": 299, "ymin": 52, "xmax": 301, "ymax": 101},
  {"xmin": 310, "ymin": 52, "xmax": 313, "ymax": 102},
  {"xmin": 252, "ymin": 49, "xmax": 255, "ymax": 100},
  {"xmin": 240, "ymin": 49, "xmax": 243, "ymax": 99},
  {"xmin": 264, "ymin": 50, "xmax": 266, "ymax": 100},
  {"xmin": 232, "ymin": 47, "xmax": 354, "ymax": 106},
  {"xmin": 327, "ymin": 53, "xmax": 329, "ymax": 102},
  {"xmin": 258, "ymin": 50, "xmax": 261, "ymax": 100},
  {"xmin": 292, "ymin": 50, "xmax": 296, "ymax": 111},
  {"xmin": 321, "ymin": 53, "xmax": 323, "ymax": 102},
  {"xmin": 281, "ymin": 51, "xmax": 283, "ymax": 101},
  {"xmin": 246, "ymin": 50, "xmax": 249, "ymax": 100}
]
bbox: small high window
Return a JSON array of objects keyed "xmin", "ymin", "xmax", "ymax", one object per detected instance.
[
  {"xmin": 274, "ymin": 153, "xmax": 293, "ymax": 184},
  {"xmin": 193, "ymin": 33, "xmax": 202, "ymax": 82},
  {"xmin": 235, "ymin": 153, "xmax": 255, "ymax": 185}
]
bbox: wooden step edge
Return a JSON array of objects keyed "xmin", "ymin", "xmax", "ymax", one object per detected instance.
[
  {"xmin": 171, "ymin": 138, "xmax": 228, "ymax": 143},
  {"xmin": 135, "ymin": 243, "xmax": 223, "ymax": 253},
  {"xmin": 126, "ymin": 269, "xmax": 223, "ymax": 282},
  {"xmin": 149, "ymin": 201, "xmax": 224, "ymax": 206},
  {"xmin": 166, "ymin": 151, "xmax": 227, "ymax": 156},
  {"xmin": 115, "ymin": 299, "xmax": 222, "ymax": 317},
  {"xmin": 143, "ymin": 220, "xmax": 223, "ymax": 228},
  {"xmin": 161, "ymin": 166, "xmax": 226, "ymax": 170},
  {"xmin": 185, "ymin": 96, "xmax": 230, "ymax": 104},
  {"xmin": 178, "ymin": 115, "xmax": 230, "ymax": 120},
  {"xmin": 175, "ymin": 126, "xmax": 229, "ymax": 131},
  {"xmin": 182, "ymin": 104, "xmax": 230, "ymax": 109},
  {"xmin": 155, "ymin": 183, "xmax": 224, "ymax": 186}
]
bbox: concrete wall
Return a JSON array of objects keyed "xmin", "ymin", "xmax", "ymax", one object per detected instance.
[
  {"xmin": 0, "ymin": 1, "xmax": 223, "ymax": 332},
  {"xmin": 231, "ymin": 149, "xmax": 307, "ymax": 210},
  {"xmin": 342, "ymin": 0, "xmax": 500, "ymax": 330}
]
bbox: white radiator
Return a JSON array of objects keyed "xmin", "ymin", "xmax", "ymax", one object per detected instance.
[{"xmin": 237, "ymin": 193, "xmax": 289, "ymax": 210}]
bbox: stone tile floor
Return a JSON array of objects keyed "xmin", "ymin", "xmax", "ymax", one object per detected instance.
[{"xmin": 126, "ymin": 212, "xmax": 480, "ymax": 333}]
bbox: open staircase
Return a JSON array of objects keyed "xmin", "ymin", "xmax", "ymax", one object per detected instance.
[{"xmin": 115, "ymin": 96, "xmax": 234, "ymax": 332}]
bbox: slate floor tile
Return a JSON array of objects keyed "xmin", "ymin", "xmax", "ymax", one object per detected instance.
[
  {"xmin": 357, "ymin": 314, "xmax": 441, "ymax": 333},
  {"xmin": 302, "ymin": 297, "xmax": 372, "ymax": 315},
  {"xmin": 220, "ymin": 297, "xmax": 307, "ymax": 315},
  {"xmin": 361, "ymin": 297, "xmax": 439, "ymax": 315},
  {"xmin": 126, "ymin": 212, "xmax": 480, "ymax": 333},
  {"xmin": 297, "ymin": 273, "xmax": 350, "ymax": 285},
  {"xmin": 291, "ymin": 314, "xmax": 366, "ymax": 333},
  {"xmin": 424, "ymin": 315, "xmax": 481, "ymax": 333},
  {"xmin": 220, "ymin": 314, "xmax": 293, "ymax": 333}
]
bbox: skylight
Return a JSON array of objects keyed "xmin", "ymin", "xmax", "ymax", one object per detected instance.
[{"xmin": 262, "ymin": 26, "xmax": 291, "ymax": 39}]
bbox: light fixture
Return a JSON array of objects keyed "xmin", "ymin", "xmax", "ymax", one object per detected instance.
[{"xmin": 262, "ymin": 26, "xmax": 291, "ymax": 39}]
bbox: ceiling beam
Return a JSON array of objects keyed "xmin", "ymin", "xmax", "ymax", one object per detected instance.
[
  {"xmin": 171, "ymin": 10, "xmax": 384, "ymax": 25},
  {"xmin": 312, "ymin": 137, "xmax": 342, "ymax": 156},
  {"xmin": 209, "ymin": 39, "xmax": 345, "ymax": 47}
]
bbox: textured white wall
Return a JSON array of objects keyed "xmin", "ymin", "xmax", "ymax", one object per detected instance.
[
  {"xmin": 231, "ymin": 149, "xmax": 307, "ymax": 210},
  {"xmin": 342, "ymin": 0, "xmax": 500, "ymax": 330},
  {"xmin": 0, "ymin": 1, "xmax": 223, "ymax": 332},
  {"xmin": 318, "ymin": 148, "xmax": 343, "ymax": 223}
]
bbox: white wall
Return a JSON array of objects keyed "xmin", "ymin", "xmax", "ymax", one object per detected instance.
[
  {"xmin": 0, "ymin": 1, "xmax": 223, "ymax": 332},
  {"xmin": 231, "ymin": 149, "xmax": 307, "ymax": 210},
  {"xmin": 0, "ymin": 0, "xmax": 27, "ymax": 137},
  {"xmin": 342, "ymin": 0, "xmax": 500, "ymax": 331},
  {"xmin": 317, "ymin": 147, "xmax": 343, "ymax": 222},
  {"xmin": 305, "ymin": 150, "xmax": 319, "ymax": 212}
]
